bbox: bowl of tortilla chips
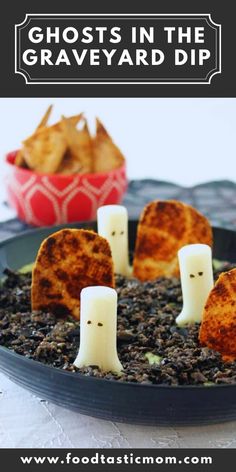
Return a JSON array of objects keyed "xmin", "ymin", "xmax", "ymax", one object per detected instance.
[{"xmin": 5, "ymin": 106, "xmax": 127, "ymax": 226}]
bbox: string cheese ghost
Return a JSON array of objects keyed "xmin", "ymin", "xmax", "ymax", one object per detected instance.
[
  {"xmin": 176, "ymin": 244, "xmax": 214, "ymax": 326},
  {"xmin": 97, "ymin": 205, "xmax": 130, "ymax": 276},
  {"xmin": 74, "ymin": 286, "xmax": 123, "ymax": 373}
]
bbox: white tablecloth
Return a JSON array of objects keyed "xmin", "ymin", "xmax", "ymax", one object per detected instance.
[{"xmin": 1, "ymin": 373, "xmax": 236, "ymax": 448}]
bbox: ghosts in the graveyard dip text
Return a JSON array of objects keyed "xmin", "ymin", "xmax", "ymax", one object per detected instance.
[
  {"xmin": 74, "ymin": 286, "xmax": 123, "ymax": 373},
  {"xmin": 97, "ymin": 205, "xmax": 130, "ymax": 276},
  {"xmin": 176, "ymin": 244, "xmax": 214, "ymax": 327}
]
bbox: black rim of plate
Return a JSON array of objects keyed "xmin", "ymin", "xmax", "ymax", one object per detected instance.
[{"xmin": 0, "ymin": 221, "xmax": 236, "ymax": 392}]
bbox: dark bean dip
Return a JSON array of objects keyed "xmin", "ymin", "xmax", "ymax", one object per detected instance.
[{"xmin": 1, "ymin": 264, "xmax": 236, "ymax": 386}]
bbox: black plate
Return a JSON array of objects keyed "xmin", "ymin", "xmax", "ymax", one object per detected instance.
[{"xmin": 0, "ymin": 221, "xmax": 236, "ymax": 426}]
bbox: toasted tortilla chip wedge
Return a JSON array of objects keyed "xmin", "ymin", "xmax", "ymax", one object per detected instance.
[
  {"xmin": 36, "ymin": 104, "xmax": 53, "ymax": 130},
  {"xmin": 66, "ymin": 113, "xmax": 84, "ymax": 128},
  {"xmin": 60, "ymin": 116, "xmax": 92, "ymax": 174},
  {"xmin": 54, "ymin": 113, "xmax": 83, "ymax": 132},
  {"xmin": 15, "ymin": 112, "xmax": 84, "ymax": 172},
  {"xmin": 15, "ymin": 149, "xmax": 28, "ymax": 168},
  {"xmin": 56, "ymin": 149, "xmax": 83, "ymax": 175},
  {"xmin": 22, "ymin": 126, "xmax": 67, "ymax": 174},
  {"xmin": 31, "ymin": 229, "xmax": 115, "ymax": 319},
  {"xmin": 15, "ymin": 106, "xmax": 53, "ymax": 169},
  {"xmin": 42, "ymin": 113, "xmax": 83, "ymax": 137},
  {"xmin": 93, "ymin": 118, "xmax": 125, "ymax": 173},
  {"xmin": 133, "ymin": 200, "xmax": 213, "ymax": 281},
  {"xmin": 199, "ymin": 268, "xmax": 236, "ymax": 361}
]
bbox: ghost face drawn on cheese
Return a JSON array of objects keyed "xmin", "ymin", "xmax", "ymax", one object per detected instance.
[
  {"xmin": 97, "ymin": 205, "xmax": 130, "ymax": 276},
  {"xmin": 176, "ymin": 244, "xmax": 214, "ymax": 326},
  {"xmin": 74, "ymin": 286, "xmax": 123, "ymax": 373}
]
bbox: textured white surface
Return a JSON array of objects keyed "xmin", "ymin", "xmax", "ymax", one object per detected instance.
[{"xmin": 1, "ymin": 372, "xmax": 236, "ymax": 448}]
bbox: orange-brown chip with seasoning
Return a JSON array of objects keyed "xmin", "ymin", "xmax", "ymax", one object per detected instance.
[
  {"xmin": 58, "ymin": 117, "xmax": 93, "ymax": 174},
  {"xmin": 22, "ymin": 125, "xmax": 67, "ymax": 174},
  {"xmin": 199, "ymin": 268, "xmax": 236, "ymax": 361},
  {"xmin": 93, "ymin": 118, "xmax": 125, "ymax": 173},
  {"xmin": 36, "ymin": 104, "xmax": 53, "ymax": 130},
  {"xmin": 15, "ymin": 149, "xmax": 27, "ymax": 168},
  {"xmin": 31, "ymin": 229, "xmax": 115, "ymax": 319},
  {"xmin": 133, "ymin": 200, "xmax": 213, "ymax": 281}
]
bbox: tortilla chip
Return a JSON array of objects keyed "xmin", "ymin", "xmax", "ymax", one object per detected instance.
[
  {"xmin": 36, "ymin": 104, "xmax": 53, "ymax": 130},
  {"xmin": 133, "ymin": 200, "xmax": 213, "ymax": 281},
  {"xmin": 15, "ymin": 105, "xmax": 53, "ymax": 169},
  {"xmin": 31, "ymin": 228, "xmax": 115, "ymax": 319},
  {"xmin": 56, "ymin": 149, "xmax": 83, "ymax": 175},
  {"xmin": 37, "ymin": 113, "xmax": 82, "ymax": 140},
  {"xmin": 15, "ymin": 111, "xmax": 84, "ymax": 172},
  {"xmin": 15, "ymin": 149, "xmax": 28, "ymax": 168},
  {"xmin": 59, "ymin": 116, "xmax": 92, "ymax": 174},
  {"xmin": 93, "ymin": 118, "xmax": 125, "ymax": 172},
  {"xmin": 67, "ymin": 113, "xmax": 84, "ymax": 128},
  {"xmin": 22, "ymin": 126, "xmax": 67, "ymax": 174},
  {"xmin": 199, "ymin": 268, "xmax": 236, "ymax": 361}
]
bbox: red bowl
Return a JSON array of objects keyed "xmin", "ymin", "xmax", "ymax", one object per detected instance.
[{"xmin": 5, "ymin": 151, "xmax": 127, "ymax": 227}]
